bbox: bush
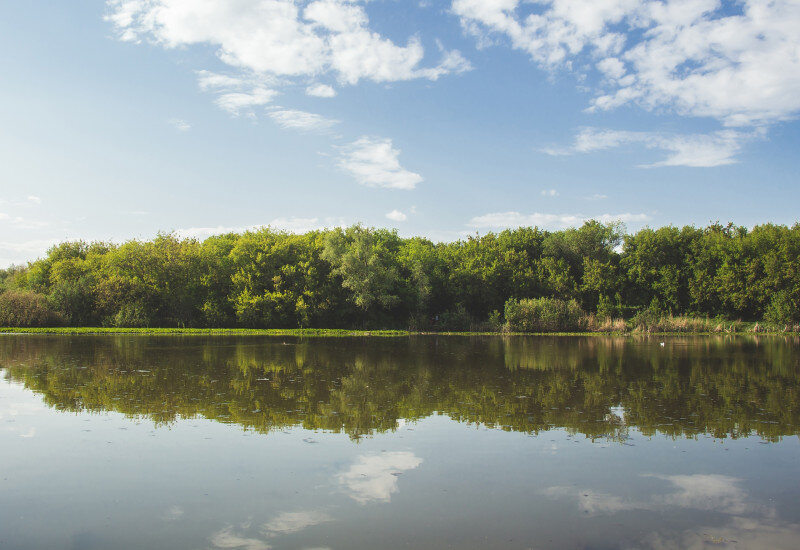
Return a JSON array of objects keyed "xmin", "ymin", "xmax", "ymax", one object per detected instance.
[
  {"xmin": 0, "ymin": 290, "xmax": 62, "ymax": 327},
  {"xmin": 504, "ymin": 297, "xmax": 586, "ymax": 332},
  {"xmin": 764, "ymin": 291, "xmax": 797, "ymax": 326},
  {"xmin": 107, "ymin": 302, "xmax": 151, "ymax": 328},
  {"xmin": 436, "ymin": 305, "xmax": 473, "ymax": 332}
]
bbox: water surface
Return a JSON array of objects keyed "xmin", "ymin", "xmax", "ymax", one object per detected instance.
[{"xmin": 1, "ymin": 335, "xmax": 799, "ymax": 549}]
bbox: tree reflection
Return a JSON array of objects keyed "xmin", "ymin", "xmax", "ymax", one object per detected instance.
[{"xmin": 1, "ymin": 335, "xmax": 797, "ymax": 441}]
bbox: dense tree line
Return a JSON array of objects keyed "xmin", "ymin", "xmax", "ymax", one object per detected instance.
[{"xmin": 1, "ymin": 221, "xmax": 799, "ymax": 328}]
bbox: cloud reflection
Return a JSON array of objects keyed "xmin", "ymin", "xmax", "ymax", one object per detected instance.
[
  {"xmin": 338, "ymin": 451, "xmax": 422, "ymax": 504},
  {"xmin": 262, "ymin": 510, "xmax": 332, "ymax": 535},
  {"xmin": 543, "ymin": 473, "xmax": 798, "ymax": 548},
  {"xmin": 163, "ymin": 505, "xmax": 184, "ymax": 521},
  {"xmin": 647, "ymin": 474, "xmax": 759, "ymax": 516},
  {"xmin": 210, "ymin": 526, "xmax": 271, "ymax": 550},
  {"xmin": 543, "ymin": 474, "xmax": 762, "ymax": 517},
  {"xmin": 643, "ymin": 516, "xmax": 800, "ymax": 550}
]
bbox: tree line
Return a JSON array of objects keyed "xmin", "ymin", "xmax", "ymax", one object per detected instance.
[{"xmin": 1, "ymin": 221, "xmax": 798, "ymax": 329}]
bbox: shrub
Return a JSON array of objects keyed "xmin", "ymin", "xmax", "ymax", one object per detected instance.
[
  {"xmin": 764, "ymin": 291, "xmax": 797, "ymax": 326},
  {"xmin": 504, "ymin": 297, "xmax": 586, "ymax": 332},
  {"xmin": 436, "ymin": 305, "xmax": 473, "ymax": 332},
  {"xmin": 0, "ymin": 290, "xmax": 62, "ymax": 327},
  {"xmin": 108, "ymin": 302, "xmax": 151, "ymax": 328}
]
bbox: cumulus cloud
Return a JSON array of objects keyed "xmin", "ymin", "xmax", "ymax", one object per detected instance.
[
  {"xmin": 215, "ymin": 88, "xmax": 278, "ymax": 117},
  {"xmin": 543, "ymin": 127, "xmax": 763, "ymax": 167},
  {"xmin": 267, "ymin": 108, "xmax": 339, "ymax": 132},
  {"xmin": 106, "ymin": 0, "xmax": 471, "ymax": 101},
  {"xmin": 306, "ymin": 83, "xmax": 337, "ymax": 97},
  {"xmin": 452, "ymin": 0, "xmax": 800, "ymax": 128},
  {"xmin": 470, "ymin": 211, "xmax": 650, "ymax": 230},
  {"xmin": 385, "ymin": 209, "xmax": 408, "ymax": 222},
  {"xmin": 338, "ymin": 452, "xmax": 423, "ymax": 504},
  {"xmin": 27, "ymin": 195, "xmax": 42, "ymax": 204},
  {"xmin": 337, "ymin": 137, "xmax": 423, "ymax": 190},
  {"xmin": 541, "ymin": 189, "xmax": 558, "ymax": 197}
]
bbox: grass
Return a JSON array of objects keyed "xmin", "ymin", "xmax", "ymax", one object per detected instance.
[
  {"xmin": 0, "ymin": 327, "xmax": 410, "ymax": 337},
  {"xmin": 1, "ymin": 321, "xmax": 797, "ymax": 337}
]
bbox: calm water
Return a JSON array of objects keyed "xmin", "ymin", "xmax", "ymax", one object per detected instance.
[{"xmin": 1, "ymin": 335, "xmax": 799, "ymax": 550}]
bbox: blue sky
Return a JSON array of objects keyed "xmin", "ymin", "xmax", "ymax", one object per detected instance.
[{"xmin": 1, "ymin": 0, "xmax": 799, "ymax": 266}]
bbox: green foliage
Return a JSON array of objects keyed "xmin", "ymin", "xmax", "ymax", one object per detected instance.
[
  {"xmin": 764, "ymin": 291, "xmax": 798, "ymax": 326},
  {"xmin": 596, "ymin": 294, "xmax": 618, "ymax": 320},
  {"xmin": 321, "ymin": 226, "xmax": 402, "ymax": 321},
  {"xmin": 504, "ymin": 297, "xmax": 586, "ymax": 332},
  {"xmin": 0, "ymin": 290, "xmax": 62, "ymax": 327},
  {"xmin": 4, "ymin": 221, "xmax": 800, "ymax": 330}
]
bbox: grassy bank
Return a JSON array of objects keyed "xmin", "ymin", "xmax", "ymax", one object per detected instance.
[
  {"xmin": 1, "ymin": 318, "xmax": 798, "ymax": 336},
  {"xmin": 0, "ymin": 327, "xmax": 410, "ymax": 337}
]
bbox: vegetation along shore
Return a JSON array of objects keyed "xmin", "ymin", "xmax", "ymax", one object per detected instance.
[{"xmin": 1, "ymin": 221, "xmax": 799, "ymax": 333}]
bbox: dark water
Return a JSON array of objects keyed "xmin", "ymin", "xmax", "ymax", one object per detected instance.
[{"xmin": 1, "ymin": 334, "xmax": 799, "ymax": 549}]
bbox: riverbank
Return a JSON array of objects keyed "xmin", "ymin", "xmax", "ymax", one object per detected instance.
[{"xmin": 1, "ymin": 323, "xmax": 797, "ymax": 336}]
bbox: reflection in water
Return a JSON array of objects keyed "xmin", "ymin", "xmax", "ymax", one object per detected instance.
[
  {"xmin": 163, "ymin": 505, "xmax": 185, "ymax": 521},
  {"xmin": 210, "ymin": 526, "xmax": 270, "ymax": 550},
  {"xmin": 209, "ymin": 510, "xmax": 334, "ymax": 550},
  {"xmin": 338, "ymin": 452, "xmax": 423, "ymax": 504},
  {"xmin": 544, "ymin": 473, "xmax": 800, "ymax": 550},
  {"xmin": 262, "ymin": 510, "xmax": 332, "ymax": 535},
  {"xmin": 543, "ymin": 474, "xmax": 758, "ymax": 517},
  {"xmin": 0, "ymin": 334, "xmax": 798, "ymax": 441},
  {"xmin": 643, "ymin": 516, "xmax": 800, "ymax": 550},
  {"xmin": 1, "ymin": 334, "xmax": 800, "ymax": 550}
]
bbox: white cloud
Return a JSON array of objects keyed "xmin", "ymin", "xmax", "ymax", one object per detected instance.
[
  {"xmin": 215, "ymin": 88, "xmax": 278, "ymax": 116},
  {"xmin": 196, "ymin": 70, "xmax": 250, "ymax": 91},
  {"xmin": 385, "ymin": 209, "xmax": 407, "ymax": 222},
  {"xmin": 106, "ymin": 0, "xmax": 471, "ymax": 92},
  {"xmin": 452, "ymin": 0, "xmax": 800, "ymax": 128},
  {"xmin": 27, "ymin": 195, "xmax": 41, "ymax": 204},
  {"xmin": 470, "ymin": 211, "xmax": 650, "ymax": 230},
  {"xmin": 586, "ymin": 193, "xmax": 608, "ymax": 201},
  {"xmin": 338, "ymin": 451, "xmax": 423, "ymax": 504},
  {"xmin": 0, "ymin": 215, "xmax": 49, "ymax": 230},
  {"xmin": 0, "ymin": 239, "xmax": 60, "ymax": 267},
  {"xmin": 337, "ymin": 137, "xmax": 423, "ymax": 190},
  {"xmin": 544, "ymin": 127, "xmax": 762, "ymax": 167},
  {"xmin": 175, "ymin": 217, "xmax": 346, "ymax": 240},
  {"xmin": 541, "ymin": 189, "xmax": 558, "ymax": 197},
  {"xmin": 262, "ymin": 511, "xmax": 332, "ymax": 535},
  {"xmin": 267, "ymin": 108, "xmax": 339, "ymax": 132},
  {"xmin": 169, "ymin": 118, "xmax": 191, "ymax": 131},
  {"xmin": 306, "ymin": 83, "xmax": 337, "ymax": 97}
]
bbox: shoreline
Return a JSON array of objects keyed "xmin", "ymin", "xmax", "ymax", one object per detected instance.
[{"xmin": 1, "ymin": 327, "xmax": 797, "ymax": 337}]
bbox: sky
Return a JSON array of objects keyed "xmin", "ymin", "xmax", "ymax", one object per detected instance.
[{"xmin": 1, "ymin": 0, "xmax": 799, "ymax": 267}]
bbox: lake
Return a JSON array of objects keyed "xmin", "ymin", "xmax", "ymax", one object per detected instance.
[{"xmin": 1, "ymin": 334, "xmax": 799, "ymax": 549}]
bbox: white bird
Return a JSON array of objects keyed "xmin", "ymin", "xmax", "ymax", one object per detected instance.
[{"xmin": 659, "ymin": 342, "xmax": 665, "ymax": 347}]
